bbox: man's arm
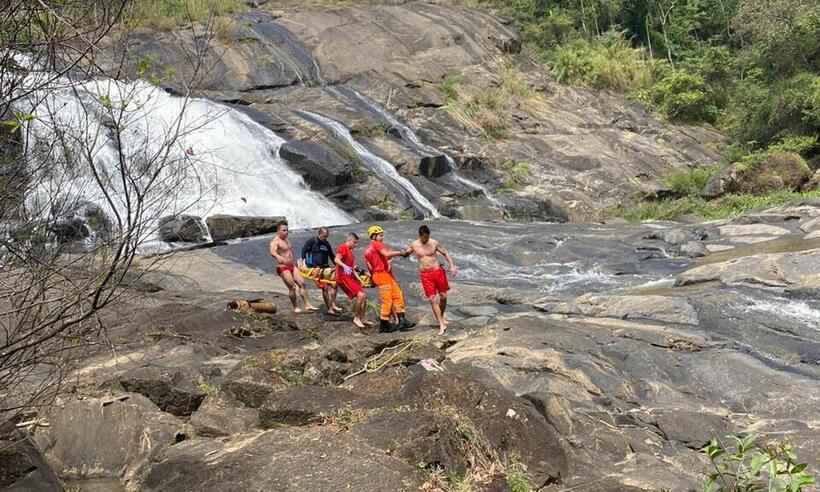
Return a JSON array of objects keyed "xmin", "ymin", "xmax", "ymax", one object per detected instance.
[
  {"xmin": 300, "ymin": 238, "xmax": 314, "ymax": 261},
  {"xmin": 334, "ymin": 251, "xmax": 346, "ymax": 268},
  {"xmin": 377, "ymin": 244, "xmax": 408, "ymax": 259},
  {"xmin": 436, "ymin": 243, "xmax": 457, "ymax": 273}
]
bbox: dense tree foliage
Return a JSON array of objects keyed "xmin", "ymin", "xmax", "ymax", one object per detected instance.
[{"xmin": 480, "ymin": 0, "xmax": 820, "ymax": 163}]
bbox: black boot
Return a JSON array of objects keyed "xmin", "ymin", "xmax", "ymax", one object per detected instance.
[
  {"xmin": 379, "ymin": 319, "xmax": 397, "ymax": 333},
  {"xmin": 397, "ymin": 313, "xmax": 415, "ymax": 331}
]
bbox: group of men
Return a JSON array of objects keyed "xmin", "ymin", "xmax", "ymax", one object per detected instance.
[{"xmin": 269, "ymin": 222, "xmax": 456, "ymax": 335}]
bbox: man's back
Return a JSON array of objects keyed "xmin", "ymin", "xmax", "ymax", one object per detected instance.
[{"xmin": 302, "ymin": 237, "xmax": 333, "ymax": 267}]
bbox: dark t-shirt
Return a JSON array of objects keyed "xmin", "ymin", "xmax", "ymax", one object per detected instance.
[{"xmin": 301, "ymin": 237, "xmax": 334, "ymax": 267}]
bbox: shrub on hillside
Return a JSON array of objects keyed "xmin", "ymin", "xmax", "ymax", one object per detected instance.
[
  {"xmin": 734, "ymin": 151, "xmax": 812, "ymax": 194},
  {"xmin": 664, "ymin": 165, "xmax": 719, "ymax": 196},
  {"xmin": 550, "ymin": 31, "xmax": 655, "ymax": 92},
  {"xmin": 648, "ymin": 69, "xmax": 718, "ymax": 123}
]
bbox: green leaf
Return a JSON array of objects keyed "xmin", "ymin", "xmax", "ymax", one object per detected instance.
[
  {"xmin": 750, "ymin": 452, "xmax": 768, "ymax": 476},
  {"xmin": 790, "ymin": 463, "xmax": 807, "ymax": 474}
]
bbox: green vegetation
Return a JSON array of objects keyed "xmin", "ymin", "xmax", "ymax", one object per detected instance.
[
  {"xmin": 126, "ymin": 0, "xmax": 246, "ymax": 30},
  {"xmin": 499, "ymin": 160, "xmax": 532, "ymax": 189},
  {"xmin": 663, "ymin": 165, "xmax": 719, "ymax": 196},
  {"xmin": 506, "ymin": 462, "xmax": 533, "ymax": 492},
  {"xmin": 615, "ymin": 190, "xmax": 820, "ymax": 222},
  {"xmin": 702, "ymin": 434, "xmax": 814, "ymax": 491},
  {"xmin": 466, "ymin": 0, "xmax": 820, "ymax": 216},
  {"xmin": 473, "ymin": 0, "xmax": 820, "ymax": 155}
]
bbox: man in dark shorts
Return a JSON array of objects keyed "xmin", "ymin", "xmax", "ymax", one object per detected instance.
[
  {"xmin": 405, "ymin": 225, "xmax": 457, "ymax": 335},
  {"xmin": 334, "ymin": 232, "xmax": 371, "ymax": 329},
  {"xmin": 301, "ymin": 227, "xmax": 342, "ymax": 314}
]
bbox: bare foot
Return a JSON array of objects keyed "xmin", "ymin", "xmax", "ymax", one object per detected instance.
[
  {"xmin": 331, "ymin": 305, "xmax": 344, "ymax": 313},
  {"xmin": 305, "ymin": 305, "xmax": 319, "ymax": 312},
  {"xmin": 363, "ymin": 320, "xmax": 375, "ymax": 327},
  {"xmin": 442, "ymin": 317, "xmax": 449, "ymax": 325},
  {"xmin": 353, "ymin": 318, "xmax": 366, "ymax": 329},
  {"xmin": 294, "ymin": 307, "xmax": 303, "ymax": 314},
  {"xmin": 438, "ymin": 324, "xmax": 447, "ymax": 335}
]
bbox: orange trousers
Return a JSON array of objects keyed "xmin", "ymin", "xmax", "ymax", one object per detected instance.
[{"xmin": 372, "ymin": 272, "xmax": 405, "ymax": 320}]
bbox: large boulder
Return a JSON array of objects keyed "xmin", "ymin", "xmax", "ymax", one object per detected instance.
[
  {"xmin": 279, "ymin": 140, "xmax": 352, "ymax": 189},
  {"xmin": 205, "ymin": 215, "xmax": 286, "ymax": 241},
  {"xmin": 136, "ymin": 428, "xmax": 422, "ymax": 492},
  {"xmin": 33, "ymin": 394, "xmax": 190, "ymax": 483},
  {"xmin": 702, "ymin": 152, "xmax": 811, "ymax": 198},
  {"xmin": 114, "ymin": 366, "xmax": 208, "ymax": 417},
  {"xmin": 547, "ymin": 294, "xmax": 700, "ymax": 326},
  {"xmin": 51, "ymin": 201, "xmax": 113, "ymax": 244},
  {"xmin": 676, "ymin": 249, "xmax": 820, "ymax": 287},
  {"xmin": 158, "ymin": 215, "xmax": 209, "ymax": 243},
  {"xmin": 0, "ymin": 432, "xmax": 63, "ymax": 492}
]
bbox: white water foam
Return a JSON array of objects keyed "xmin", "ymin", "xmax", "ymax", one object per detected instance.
[
  {"xmin": 456, "ymin": 253, "xmax": 622, "ymax": 293},
  {"xmin": 744, "ymin": 298, "xmax": 820, "ymax": 330},
  {"xmin": 13, "ymin": 64, "xmax": 352, "ymax": 245}
]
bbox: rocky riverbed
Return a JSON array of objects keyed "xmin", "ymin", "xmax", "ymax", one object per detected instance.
[{"xmin": 4, "ymin": 204, "xmax": 820, "ymax": 491}]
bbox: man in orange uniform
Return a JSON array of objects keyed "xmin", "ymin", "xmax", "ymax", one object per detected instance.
[{"xmin": 363, "ymin": 225, "xmax": 415, "ymax": 333}]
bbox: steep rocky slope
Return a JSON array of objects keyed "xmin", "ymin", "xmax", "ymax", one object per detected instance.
[{"xmin": 101, "ymin": 1, "xmax": 722, "ymax": 222}]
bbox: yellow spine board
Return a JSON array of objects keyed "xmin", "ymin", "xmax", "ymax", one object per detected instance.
[{"xmin": 298, "ymin": 266, "xmax": 373, "ymax": 288}]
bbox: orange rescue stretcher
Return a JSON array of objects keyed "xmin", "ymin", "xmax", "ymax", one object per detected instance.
[{"xmin": 298, "ymin": 264, "xmax": 374, "ymax": 289}]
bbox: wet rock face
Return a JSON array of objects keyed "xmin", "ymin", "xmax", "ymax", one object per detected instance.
[
  {"xmin": 279, "ymin": 140, "xmax": 353, "ymax": 189},
  {"xmin": 105, "ymin": 2, "xmax": 722, "ymax": 223},
  {"xmin": 158, "ymin": 215, "xmax": 209, "ymax": 243},
  {"xmin": 205, "ymin": 214, "xmax": 286, "ymax": 241}
]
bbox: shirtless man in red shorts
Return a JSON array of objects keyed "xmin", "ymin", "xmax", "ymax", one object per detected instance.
[
  {"xmin": 270, "ymin": 222, "xmax": 317, "ymax": 313},
  {"xmin": 334, "ymin": 232, "xmax": 372, "ymax": 329},
  {"xmin": 405, "ymin": 225, "xmax": 457, "ymax": 335}
]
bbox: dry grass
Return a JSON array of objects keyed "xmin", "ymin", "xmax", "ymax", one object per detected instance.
[
  {"xmin": 419, "ymin": 404, "xmax": 533, "ymax": 492},
  {"xmin": 441, "ymin": 57, "xmax": 548, "ymax": 139},
  {"xmin": 126, "ymin": 0, "xmax": 246, "ymax": 30}
]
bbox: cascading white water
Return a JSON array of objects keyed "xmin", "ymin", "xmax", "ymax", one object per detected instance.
[
  {"xmin": 297, "ymin": 110, "xmax": 441, "ymax": 219},
  {"xmin": 13, "ymin": 65, "xmax": 352, "ymax": 246},
  {"xmin": 338, "ymin": 88, "xmax": 504, "ymax": 209}
]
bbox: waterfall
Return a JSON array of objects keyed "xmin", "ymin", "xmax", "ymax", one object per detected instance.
[
  {"xmin": 333, "ymin": 87, "xmax": 503, "ymax": 210},
  {"xmin": 297, "ymin": 110, "xmax": 441, "ymax": 219},
  {"xmin": 13, "ymin": 66, "xmax": 352, "ymax": 245}
]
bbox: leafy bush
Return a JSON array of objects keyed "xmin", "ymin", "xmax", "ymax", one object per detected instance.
[
  {"xmin": 649, "ymin": 68, "xmax": 719, "ymax": 122},
  {"xmin": 768, "ymin": 135, "xmax": 819, "ymax": 158},
  {"xmin": 703, "ymin": 434, "xmax": 815, "ymax": 492},
  {"xmin": 664, "ymin": 165, "xmax": 719, "ymax": 196}
]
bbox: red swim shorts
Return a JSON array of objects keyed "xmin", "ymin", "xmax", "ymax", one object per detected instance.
[
  {"xmin": 337, "ymin": 274, "xmax": 363, "ymax": 299},
  {"xmin": 420, "ymin": 267, "xmax": 449, "ymax": 298},
  {"xmin": 276, "ymin": 264, "xmax": 295, "ymax": 276}
]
